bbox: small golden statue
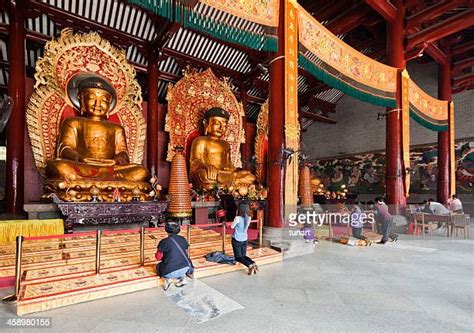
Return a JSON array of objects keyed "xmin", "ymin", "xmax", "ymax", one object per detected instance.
[
  {"xmin": 190, "ymin": 107, "xmax": 256, "ymax": 192},
  {"xmin": 44, "ymin": 76, "xmax": 150, "ymax": 201}
]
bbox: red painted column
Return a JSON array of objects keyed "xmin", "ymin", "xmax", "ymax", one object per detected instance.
[
  {"xmin": 267, "ymin": 0, "xmax": 285, "ymax": 228},
  {"xmin": 437, "ymin": 43, "xmax": 451, "ymax": 204},
  {"xmin": 147, "ymin": 56, "xmax": 159, "ymax": 176},
  {"xmin": 5, "ymin": 0, "xmax": 26, "ymax": 213},
  {"xmin": 385, "ymin": 0, "xmax": 406, "ymax": 210}
]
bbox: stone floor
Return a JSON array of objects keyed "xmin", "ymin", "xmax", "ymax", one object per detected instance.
[{"xmin": 0, "ymin": 232, "xmax": 473, "ymax": 332}]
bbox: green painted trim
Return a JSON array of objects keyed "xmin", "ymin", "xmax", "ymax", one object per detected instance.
[
  {"xmin": 129, "ymin": 0, "xmax": 175, "ymax": 21},
  {"xmin": 129, "ymin": 1, "xmax": 278, "ymax": 52},
  {"xmin": 410, "ymin": 110, "xmax": 448, "ymax": 132},
  {"xmin": 183, "ymin": 8, "xmax": 277, "ymax": 52},
  {"xmin": 298, "ymin": 54, "xmax": 396, "ymax": 108}
]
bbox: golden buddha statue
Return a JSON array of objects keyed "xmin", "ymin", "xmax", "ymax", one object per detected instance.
[
  {"xmin": 44, "ymin": 76, "xmax": 150, "ymax": 201},
  {"xmin": 190, "ymin": 108, "xmax": 256, "ymax": 192}
]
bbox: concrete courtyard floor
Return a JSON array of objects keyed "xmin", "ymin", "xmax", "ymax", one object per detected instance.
[{"xmin": 1, "ymin": 233, "xmax": 473, "ymax": 332}]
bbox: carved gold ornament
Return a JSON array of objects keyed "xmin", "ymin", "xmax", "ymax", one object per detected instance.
[
  {"xmin": 165, "ymin": 68, "xmax": 245, "ymax": 168},
  {"xmin": 254, "ymin": 99, "xmax": 269, "ymax": 183}
]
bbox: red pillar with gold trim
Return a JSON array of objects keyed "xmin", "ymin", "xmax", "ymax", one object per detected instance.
[
  {"xmin": 267, "ymin": 0, "xmax": 285, "ymax": 228},
  {"xmin": 147, "ymin": 55, "xmax": 159, "ymax": 176},
  {"xmin": 5, "ymin": 0, "xmax": 26, "ymax": 213},
  {"xmin": 385, "ymin": 0, "xmax": 407, "ymax": 210}
]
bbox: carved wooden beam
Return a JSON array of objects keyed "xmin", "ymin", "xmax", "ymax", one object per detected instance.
[
  {"xmin": 364, "ymin": 0, "xmax": 397, "ymax": 23},
  {"xmin": 301, "ymin": 110, "xmax": 337, "ymax": 124},
  {"xmin": 405, "ymin": 25, "xmax": 448, "ymax": 64},
  {"xmin": 453, "ymin": 57, "xmax": 474, "ymax": 73},
  {"xmin": 162, "ymin": 47, "xmax": 243, "ymax": 80},
  {"xmin": 452, "ymin": 41, "xmax": 474, "ymax": 57},
  {"xmin": 453, "ymin": 72, "xmax": 474, "ymax": 87},
  {"xmin": 407, "ymin": 9, "xmax": 474, "ymax": 50},
  {"xmin": 310, "ymin": 0, "xmax": 351, "ymax": 22},
  {"xmin": 452, "ymin": 81, "xmax": 473, "ymax": 94},
  {"xmin": 24, "ymin": 0, "xmax": 149, "ymax": 52},
  {"xmin": 326, "ymin": 2, "xmax": 372, "ymax": 35},
  {"xmin": 407, "ymin": 0, "xmax": 466, "ymax": 30}
]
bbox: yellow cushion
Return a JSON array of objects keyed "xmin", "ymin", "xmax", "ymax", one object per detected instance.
[{"xmin": 0, "ymin": 219, "xmax": 64, "ymax": 244}]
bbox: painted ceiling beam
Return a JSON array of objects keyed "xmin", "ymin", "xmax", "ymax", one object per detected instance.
[
  {"xmin": 25, "ymin": 0, "xmax": 149, "ymax": 51},
  {"xmin": 325, "ymin": 2, "xmax": 372, "ymax": 35},
  {"xmin": 406, "ymin": 0, "xmax": 466, "ymax": 30},
  {"xmin": 311, "ymin": 1, "xmax": 352, "ymax": 22},
  {"xmin": 452, "ymin": 41, "xmax": 474, "ymax": 56},
  {"xmin": 161, "ymin": 47, "xmax": 243, "ymax": 80},
  {"xmin": 452, "ymin": 82, "xmax": 473, "ymax": 94},
  {"xmin": 364, "ymin": 0, "xmax": 397, "ymax": 23},
  {"xmin": 407, "ymin": 9, "xmax": 474, "ymax": 50},
  {"xmin": 300, "ymin": 110, "xmax": 337, "ymax": 124},
  {"xmin": 453, "ymin": 72, "xmax": 474, "ymax": 87},
  {"xmin": 405, "ymin": 25, "xmax": 448, "ymax": 64},
  {"xmin": 452, "ymin": 57, "xmax": 474, "ymax": 73}
]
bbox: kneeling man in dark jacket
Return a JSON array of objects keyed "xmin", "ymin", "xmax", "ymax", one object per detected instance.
[{"xmin": 156, "ymin": 222, "xmax": 194, "ymax": 289}]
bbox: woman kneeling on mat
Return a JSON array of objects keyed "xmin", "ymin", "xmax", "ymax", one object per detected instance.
[
  {"xmin": 231, "ymin": 202, "xmax": 258, "ymax": 275},
  {"xmin": 156, "ymin": 222, "xmax": 194, "ymax": 290}
]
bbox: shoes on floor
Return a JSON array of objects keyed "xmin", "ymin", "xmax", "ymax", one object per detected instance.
[
  {"xmin": 175, "ymin": 278, "xmax": 187, "ymax": 288},
  {"xmin": 377, "ymin": 240, "xmax": 387, "ymax": 245},
  {"xmin": 164, "ymin": 279, "xmax": 173, "ymax": 291}
]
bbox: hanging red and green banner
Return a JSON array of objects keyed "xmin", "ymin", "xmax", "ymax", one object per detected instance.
[
  {"xmin": 408, "ymin": 78, "xmax": 449, "ymax": 131},
  {"xmin": 297, "ymin": 7, "xmax": 397, "ymax": 108}
]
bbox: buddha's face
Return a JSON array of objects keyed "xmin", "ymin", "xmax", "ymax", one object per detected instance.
[
  {"xmin": 79, "ymin": 88, "xmax": 113, "ymax": 118},
  {"xmin": 205, "ymin": 116, "xmax": 228, "ymax": 138}
]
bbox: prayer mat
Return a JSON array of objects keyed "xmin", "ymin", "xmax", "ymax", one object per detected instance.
[{"xmin": 164, "ymin": 279, "xmax": 243, "ymax": 323}]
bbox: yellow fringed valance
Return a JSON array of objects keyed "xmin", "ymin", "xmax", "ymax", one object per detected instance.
[
  {"xmin": 298, "ymin": 7, "xmax": 398, "ymax": 108},
  {"xmin": 0, "ymin": 219, "xmax": 64, "ymax": 244},
  {"xmin": 408, "ymin": 78, "xmax": 449, "ymax": 131},
  {"xmin": 200, "ymin": 0, "xmax": 279, "ymax": 27}
]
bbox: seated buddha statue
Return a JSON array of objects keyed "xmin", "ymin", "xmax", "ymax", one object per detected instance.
[
  {"xmin": 190, "ymin": 107, "xmax": 256, "ymax": 192},
  {"xmin": 45, "ymin": 76, "xmax": 150, "ymax": 201}
]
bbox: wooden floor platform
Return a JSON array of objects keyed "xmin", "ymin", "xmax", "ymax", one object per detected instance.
[{"xmin": 0, "ymin": 227, "xmax": 282, "ymax": 315}]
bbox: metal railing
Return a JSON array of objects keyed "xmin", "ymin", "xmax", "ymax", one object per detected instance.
[{"xmin": 2, "ymin": 219, "xmax": 264, "ymax": 303}]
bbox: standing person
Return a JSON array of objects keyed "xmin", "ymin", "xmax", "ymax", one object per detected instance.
[
  {"xmin": 374, "ymin": 197, "xmax": 394, "ymax": 244},
  {"xmin": 449, "ymin": 194, "xmax": 464, "ymax": 214},
  {"xmin": 231, "ymin": 202, "xmax": 258, "ymax": 275},
  {"xmin": 156, "ymin": 222, "xmax": 194, "ymax": 290},
  {"xmin": 350, "ymin": 201, "xmax": 364, "ymax": 240}
]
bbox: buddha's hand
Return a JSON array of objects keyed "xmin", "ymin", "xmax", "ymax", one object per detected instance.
[
  {"xmin": 115, "ymin": 156, "xmax": 128, "ymax": 165},
  {"xmin": 114, "ymin": 152, "xmax": 130, "ymax": 166},
  {"xmin": 205, "ymin": 165, "xmax": 219, "ymax": 181}
]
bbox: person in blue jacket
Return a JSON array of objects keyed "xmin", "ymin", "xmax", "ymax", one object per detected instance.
[{"xmin": 231, "ymin": 202, "xmax": 258, "ymax": 275}]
